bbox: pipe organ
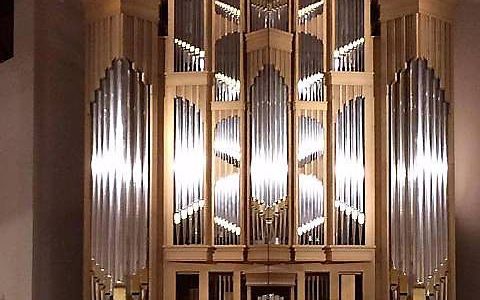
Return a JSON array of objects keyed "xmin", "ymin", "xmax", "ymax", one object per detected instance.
[{"xmin": 83, "ymin": 0, "xmax": 455, "ymax": 298}]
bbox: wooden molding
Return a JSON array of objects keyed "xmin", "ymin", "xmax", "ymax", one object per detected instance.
[
  {"xmin": 293, "ymin": 246, "xmax": 327, "ymax": 262},
  {"xmin": 212, "ymin": 245, "xmax": 246, "ymax": 262},
  {"xmin": 380, "ymin": 0, "xmax": 457, "ymax": 22},
  {"xmin": 324, "ymin": 246, "xmax": 375, "ymax": 262},
  {"xmin": 83, "ymin": 0, "xmax": 159, "ymax": 22},
  {"xmin": 245, "ymin": 29, "xmax": 293, "ymax": 54},
  {"xmin": 163, "ymin": 245, "xmax": 213, "ymax": 262},
  {"xmin": 245, "ymin": 273, "xmax": 297, "ymax": 286},
  {"xmin": 247, "ymin": 245, "xmax": 291, "ymax": 262}
]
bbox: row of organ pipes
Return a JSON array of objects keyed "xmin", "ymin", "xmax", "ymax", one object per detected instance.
[
  {"xmin": 250, "ymin": 65, "xmax": 289, "ymax": 245},
  {"xmin": 174, "ymin": 0, "xmax": 205, "ymax": 71},
  {"xmin": 297, "ymin": 115, "xmax": 325, "ymax": 245},
  {"xmin": 215, "ymin": 32, "xmax": 241, "ymax": 102},
  {"xmin": 388, "ymin": 58, "xmax": 449, "ymax": 298},
  {"xmin": 257, "ymin": 295, "xmax": 285, "ymax": 300},
  {"xmin": 250, "ymin": 0, "xmax": 289, "ymax": 31},
  {"xmin": 298, "ymin": 0, "xmax": 324, "ymax": 24},
  {"xmin": 90, "ymin": 58, "xmax": 150, "ymax": 298},
  {"xmin": 298, "ymin": 33, "xmax": 324, "ymax": 102},
  {"xmin": 173, "ymin": 97, "xmax": 206, "ymax": 245},
  {"xmin": 335, "ymin": 96, "xmax": 366, "ymax": 245},
  {"xmin": 305, "ymin": 273, "xmax": 330, "ymax": 300},
  {"xmin": 334, "ymin": 0, "xmax": 364, "ymax": 71},
  {"xmin": 210, "ymin": 274, "xmax": 234, "ymax": 300},
  {"xmin": 214, "ymin": 116, "xmax": 241, "ymax": 245}
]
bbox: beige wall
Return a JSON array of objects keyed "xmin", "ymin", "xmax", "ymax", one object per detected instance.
[
  {"xmin": 0, "ymin": 0, "xmax": 34, "ymax": 298},
  {"xmin": 454, "ymin": 1, "xmax": 480, "ymax": 299},
  {"xmin": 0, "ymin": 0, "xmax": 84, "ymax": 299},
  {"xmin": 32, "ymin": 0, "xmax": 84, "ymax": 299}
]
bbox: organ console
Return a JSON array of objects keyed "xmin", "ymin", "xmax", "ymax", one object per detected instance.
[{"xmin": 83, "ymin": 0, "xmax": 456, "ymax": 299}]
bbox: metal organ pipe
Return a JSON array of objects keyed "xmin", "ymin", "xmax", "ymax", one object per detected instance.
[
  {"xmin": 335, "ymin": 96, "xmax": 365, "ymax": 245},
  {"xmin": 211, "ymin": 273, "xmax": 234, "ymax": 300},
  {"xmin": 174, "ymin": 0, "xmax": 205, "ymax": 72},
  {"xmin": 250, "ymin": 0, "xmax": 289, "ymax": 31},
  {"xmin": 250, "ymin": 65, "xmax": 289, "ymax": 245},
  {"xmin": 173, "ymin": 96, "xmax": 205, "ymax": 245},
  {"xmin": 305, "ymin": 274, "xmax": 329, "ymax": 300},
  {"xmin": 215, "ymin": 33, "xmax": 241, "ymax": 102},
  {"xmin": 333, "ymin": 0, "xmax": 364, "ymax": 71},
  {"xmin": 214, "ymin": 116, "xmax": 241, "ymax": 245},
  {"xmin": 298, "ymin": 0, "xmax": 324, "ymax": 25},
  {"xmin": 389, "ymin": 58, "xmax": 449, "ymax": 297},
  {"xmin": 298, "ymin": 33, "xmax": 324, "ymax": 102},
  {"xmin": 297, "ymin": 116, "xmax": 325, "ymax": 245},
  {"xmin": 90, "ymin": 58, "xmax": 151, "ymax": 298},
  {"xmin": 257, "ymin": 295, "xmax": 285, "ymax": 300}
]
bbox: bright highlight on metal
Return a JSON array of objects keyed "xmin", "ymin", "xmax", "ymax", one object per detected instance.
[
  {"xmin": 250, "ymin": 65, "xmax": 289, "ymax": 245},
  {"xmin": 90, "ymin": 58, "xmax": 151, "ymax": 297},
  {"xmin": 388, "ymin": 58, "xmax": 449, "ymax": 298},
  {"xmin": 173, "ymin": 96, "xmax": 205, "ymax": 245},
  {"xmin": 335, "ymin": 96, "xmax": 365, "ymax": 245}
]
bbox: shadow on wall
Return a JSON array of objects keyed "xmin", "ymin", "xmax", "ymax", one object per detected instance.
[
  {"xmin": 454, "ymin": 1, "xmax": 480, "ymax": 299},
  {"xmin": 0, "ymin": 0, "xmax": 13, "ymax": 62}
]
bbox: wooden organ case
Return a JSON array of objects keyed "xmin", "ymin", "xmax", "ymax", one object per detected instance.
[{"xmin": 82, "ymin": 0, "xmax": 456, "ymax": 299}]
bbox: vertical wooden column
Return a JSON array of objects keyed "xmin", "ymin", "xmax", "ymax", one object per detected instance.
[
  {"xmin": 297, "ymin": 271, "xmax": 305, "ymax": 300},
  {"xmin": 377, "ymin": 0, "xmax": 456, "ymax": 299}
]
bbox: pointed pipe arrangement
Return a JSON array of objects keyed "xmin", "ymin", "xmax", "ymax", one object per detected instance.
[
  {"xmin": 250, "ymin": 65, "xmax": 289, "ymax": 245},
  {"xmin": 388, "ymin": 58, "xmax": 449, "ymax": 298},
  {"xmin": 90, "ymin": 58, "xmax": 151, "ymax": 299}
]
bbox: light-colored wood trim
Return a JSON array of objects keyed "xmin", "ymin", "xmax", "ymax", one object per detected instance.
[
  {"xmin": 380, "ymin": 0, "xmax": 457, "ymax": 23},
  {"xmin": 325, "ymin": 246, "xmax": 376, "ymax": 262},
  {"xmin": 83, "ymin": 0, "xmax": 159, "ymax": 23}
]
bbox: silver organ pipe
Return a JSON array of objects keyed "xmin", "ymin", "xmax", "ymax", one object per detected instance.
[
  {"xmin": 305, "ymin": 273, "xmax": 329, "ymax": 300},
  {"xmin": 257, "ymin": 294, "xmax": 285, "ymax": 300},
  {"xmin": 174, "ymin": 0, "xmax": 205, "ymax": 72},
  {"xmin": 388, "ymin": 58, "xmax": 449, "ymax": 297},
  {"xmin": 297, "ymin": 116, "xmax": 325, "ymax": 245},
  {"xmin": 250, "ymin": 65, "xmax": 289, "ymax": 245},
  {"xmin": 333, "ymin": 0, "xmax": 364, "ymax": 72},
  {"xmin": 215, "ymin": 0, "xmax": 241, "ymax": 24},
  {"xmin": 298, "ymin": 0, "xmax": 324, "ymax": 25},
  {"xmin": 173, "ymin": 96, "xmax": 205, "ymax": 245},
  {"xmin": 210, "ymin": 273, "xmax": 234, "ymax": 300},
  {"xmin": 90, "ymin": 58, "xmax": 151, "ymax": 298},
  {"xmin": 214, "ymin": 116, "xmax": 241, "ymax": 245},
  {"xmin": 335, "ymin": 96, "xmax": 365, "ymax": 245},
  {"xmin": 250, "ymin": 0, "xmax": 289, "ymax": 31},
  {"xmin": 298, "ymin": 33, "xmax": 324, "ymax": 102},
  {"xmin": 215, "ymin": 32, "xmax": 241, "ymax": 102}
]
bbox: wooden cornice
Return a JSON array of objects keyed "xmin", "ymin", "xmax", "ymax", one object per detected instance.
[
  {"xmin": 245, "ymin": 28, "xmax": 293, "ymax": 53},
  {"xmin": 379, "ymin": 0, "xmax": 457, "ymax": 22},
  {"xmin": 83, "ymin": 0, "xmax": 159, "ymax": 22}
]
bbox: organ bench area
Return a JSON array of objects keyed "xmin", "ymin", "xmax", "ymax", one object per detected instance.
[{"xmin": 83, "ymin": 0, "xmax": 456, "ymax": 299}]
